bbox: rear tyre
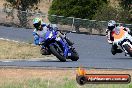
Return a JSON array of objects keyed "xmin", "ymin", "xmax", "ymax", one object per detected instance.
[
  {"xmin": 69, "ymin": 49, "xmax": 79, "ymax": 61},
  {"xmin": 49, "ymin": 45, "xmax": 66, "ymax": 62},
  {"xmin": 123, "ymin": 44, "xmax": 132, "ymax": 57}
]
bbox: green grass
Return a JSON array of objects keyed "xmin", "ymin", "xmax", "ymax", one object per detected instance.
[{"xmin": 0, "ymin": 78, "xmax": 132, "ymax": 88}]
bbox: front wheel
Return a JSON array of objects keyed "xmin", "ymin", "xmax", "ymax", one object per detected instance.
[
  {"xmin": 123, "ymin": 44, "xmax": 132, "ymax": 57},
  {"xmin": 69, "ymin": 49, "xmax": 79, "ymax": 61},
  {"xmin": 49, "ymin": 45, "xmax": 66, "ymax": 62}
]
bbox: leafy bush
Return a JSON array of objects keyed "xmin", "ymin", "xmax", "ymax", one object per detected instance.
[
  {"xmin": 93, "ymin": 4, "xmax": 118, "ymax": 21},
  {"xmin": 93, "ymin": 3, "xmax": 131, "ymax": 24},
  {"xmin": 5, "ymin": 0, "xmax": 41, "ymax": 27},
  {"xmin": 48, "ymin": 0, "xmax": 107, "ymax": 20}
]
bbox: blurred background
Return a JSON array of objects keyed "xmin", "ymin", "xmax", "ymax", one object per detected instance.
[{"xmin": 0, "ymin": 0, "xmax": 131, "ymax": 35}]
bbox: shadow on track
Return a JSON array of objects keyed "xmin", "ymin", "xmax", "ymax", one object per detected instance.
[
  {"xmin": 113, "ymin": 57, "xmax": 132, "ymax": 60},
  {"xmin": 34, "ymin": 60, "xmax": 73, "ymax": 62}
]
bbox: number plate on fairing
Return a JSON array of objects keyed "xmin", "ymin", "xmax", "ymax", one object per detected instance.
[{"xmin": 68, "ymin": 53, "xmax": 71, "ymax": 56}]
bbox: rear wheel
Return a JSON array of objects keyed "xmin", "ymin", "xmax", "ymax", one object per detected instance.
[
  {"xmin": 123, "ymin": 44, "xmax": 132, "ymax": 57},
  {"xmin": 49, "ymin": 44, "xmax": 66, "ymax": 62}
]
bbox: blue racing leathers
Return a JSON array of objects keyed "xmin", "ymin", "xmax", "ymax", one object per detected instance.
[{"xmin": 33, "ymin": 23, "xmax": 48, "ymax": 45}]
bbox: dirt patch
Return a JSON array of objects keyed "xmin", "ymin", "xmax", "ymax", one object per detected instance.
[
  {"xmin": 0, "ymin": 68, "xmax": 132, "ymax": 88},
  {"xmin": 0, "ymin": 0, "xmax": 52, "ymax": 23},
  {"xmin": 0, "ymin": 39, "xmax": 53, "ymax": 59},
  {"xmin": 0, "ymin": 68, "xmax": 75, "ymax": 84},
  {"xmin": 0, "ymin": 68, "xmax": 132, "ymax": 80}
]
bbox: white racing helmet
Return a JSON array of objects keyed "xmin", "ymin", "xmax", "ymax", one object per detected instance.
[{"xmin": 108, "ymin": 20, "xmax": 116, "ymax": 31}]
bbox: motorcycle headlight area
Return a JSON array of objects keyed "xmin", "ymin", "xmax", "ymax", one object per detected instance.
[
  {"xmin": 55, "ymin": 37, "xmax": 61, "ymax": 41},
  {"xmin": 49, "ymin": 32, "xmax": 53, "ymax": 38}
]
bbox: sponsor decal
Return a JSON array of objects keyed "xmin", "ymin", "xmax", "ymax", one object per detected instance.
[{"xmin": 76, "ymin": 67, "xmax": 131, "ymax": 85}]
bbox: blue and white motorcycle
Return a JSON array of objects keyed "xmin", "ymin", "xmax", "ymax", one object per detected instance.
[{"xmin": 40, "ymin": 29, "xmax": 79, "ymax": 62}]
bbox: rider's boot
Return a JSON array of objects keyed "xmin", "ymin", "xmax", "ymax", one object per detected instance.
[
  {"xmin": 111, "ymin": 48, "xmax": 116, "ymax": 55},
  {"xmin": 111, "ymin": 45, "xmax": 122, "ymax": 55},
  {"xmin": 116, "ymin": 49, "xmax": 123, "ymax": 53},
  {"xmin": 40, "ymin": 47, "xmax": 51, "ymax": 55}
]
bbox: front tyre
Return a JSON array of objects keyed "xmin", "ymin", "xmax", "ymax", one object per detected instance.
[
  {"xmin": 49, "ymin": 45, "xmax": 66, "ymax": 62},
  {"xmin": 69, "ymin": 49, "xmax": 79, "ymax": 61},
  {"xmin": 123, "ymin": 44, "xmax": 132, "ymax": 57}
]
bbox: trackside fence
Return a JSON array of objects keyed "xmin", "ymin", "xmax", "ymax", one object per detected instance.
[{"xmin": 0, "ymin": 9, "xmax": 131, "ymax": 35}]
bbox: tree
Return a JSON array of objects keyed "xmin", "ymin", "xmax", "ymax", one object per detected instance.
[
  {"xmin": 5, "ymin": 0, "xmax": 40, "ymax": 27},
  {"xmin": 119, "ymin": 0, "xmax": 132, "ymax": 23},
  {"xmin": 6, "ymin": 0, "xmax": 40, "ymax": 11},
  {"xmin": 48, "ymin": 0, "xmax": 107, "ymax": 32},
  {"xmin": 93, "ymin": 4, "xmax": 131, "ymax": 24},
  {"xmin": 119, "ymin": 0, "xmax": 132, "ymax": 11},
  {"xmin": 93, "ymin": 4, "xmax": 118, "ymax": 21},
  {"xmin": 48, "ymin": 0, "xmax": 107, "ymax": 19},
  {"xmin": 118, "ymin": 9, "xmax": 131, "ymax": 23}
]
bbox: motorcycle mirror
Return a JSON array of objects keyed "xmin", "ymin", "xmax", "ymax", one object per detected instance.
[{"xmin": 65, "ymin": 31, "xmax": 71, "ymax": 35}]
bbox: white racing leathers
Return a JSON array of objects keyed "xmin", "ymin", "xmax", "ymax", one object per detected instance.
[
  {"xmin": 106, "ymin": 26, "xmax": 130, "ymax": 44},
  {"xmin": 111, "ymin": 27, "xmax": 132, "ymax": 56}
]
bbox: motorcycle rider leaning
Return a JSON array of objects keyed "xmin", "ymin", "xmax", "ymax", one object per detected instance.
[
  {"xmin": 106, "ymin": 20, "xmax": 131, "ymax": 55},
  {"xmin": 32, "ymin": 17, "xmax": 73, "ymax": 55}
]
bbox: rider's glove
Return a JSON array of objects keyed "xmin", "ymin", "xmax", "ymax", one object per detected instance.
[
  {"xmin": 39, "ymin": 41, "xmax": 45, "ymax": 45},
  {"xmin": 34, "ymin": 35, "xmax": 39, "ymax": 39}
]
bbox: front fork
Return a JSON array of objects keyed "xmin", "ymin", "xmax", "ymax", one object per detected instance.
[{"xmin": 57, "ymin": 38, "xmax": 70, "ymax": 57}]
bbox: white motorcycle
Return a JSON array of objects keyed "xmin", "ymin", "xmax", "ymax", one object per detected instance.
[{"xmin": 106, "ymin": 27, "xmax": 132, "ymax": 57}]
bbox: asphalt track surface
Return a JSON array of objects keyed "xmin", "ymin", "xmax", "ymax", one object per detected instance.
[{"xmin": 0, "ymin": 26, "xmax": 132, "ymax": 69}]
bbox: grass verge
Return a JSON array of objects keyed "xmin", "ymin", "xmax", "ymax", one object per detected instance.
[
  {"xmin": 0, "ymin": 68, "xmax": 132, "ymax": 88},
  {"xmin": 0, "ymin": 39, "xmax": 51, "ymax": 59},
  {"xmin": 1, "ymin": 78, "xmax": 132, "ymax": 88}
]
